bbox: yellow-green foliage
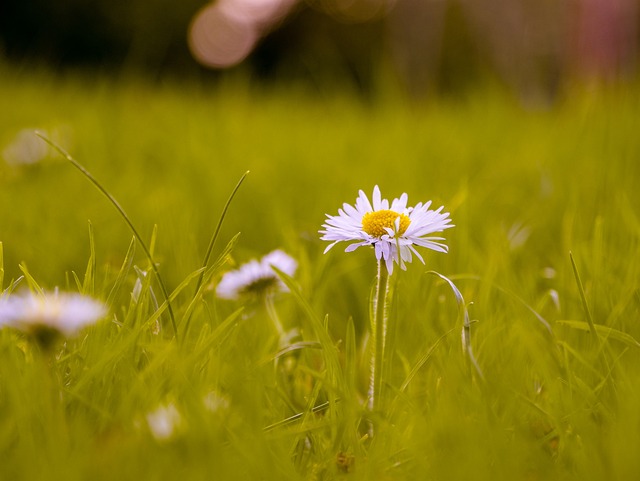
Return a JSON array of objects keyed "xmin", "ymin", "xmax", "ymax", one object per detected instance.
[{"xmin": 1, "ymin": 66, "xmax": 640, "ymax": 480}]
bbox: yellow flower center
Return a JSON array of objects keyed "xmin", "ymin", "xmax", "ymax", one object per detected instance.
[{"xmin": 362, "ymin": 210, "xmax": 411, "ymax": 238}]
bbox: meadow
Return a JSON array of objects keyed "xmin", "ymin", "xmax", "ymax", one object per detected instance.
[{"xmin": 1, "ymin": 65, "xmax": 640, "ymax": 480}]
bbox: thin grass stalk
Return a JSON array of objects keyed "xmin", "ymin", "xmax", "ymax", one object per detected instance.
[
  {"xmin": 82, "ymin": 221, "xmax": 96, "ymax": 296},
  {"xmin": 36, "ymin": 133, "xmax": 179, "ymax": 339},
  {"xmin": 181, "ymin": 233, "xmax": 241, "ymax": 338},
  {"xmin": 264, "ymin": 292, "xmax": 286, "ymax": 341},
  {"xmin": 429, "ymin": 271, "xmax": 483, "ymax": 379},
  {"xmin": 105, "ymin": 236, "xmax": 136, "ymax": 308},
  {"xmin": 192, "ymin": 170, "xmax": 249, "ymax": 299},
  {"xmin": 569, "ymin": 251, "xmax": 597, "ymax": 338}
]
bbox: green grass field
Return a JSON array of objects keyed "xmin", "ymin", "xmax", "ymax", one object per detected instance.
[{"xmin": 1, "ymin": 65, "xmax": 640, "ymax": 480}]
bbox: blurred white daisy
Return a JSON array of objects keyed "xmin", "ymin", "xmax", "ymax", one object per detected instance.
[
  {"xmin": 0, "ymin": 290, "xmax": 107, "ymax": 341},
  {"xmin": 216, "ymin": 249, "xmax": 298, "ymax": 300},
  {"xmin": 146, "ymin": 403, "xmax": 182, "ymax": 441},
  {"xmin": 2, "ymin": 126, "xmax": 73, "ymax": 166},
  {"xmin": 203, "ymin": 390, "xmax": 230, "ymax": 413},
  {"xmin": 320, "ymin": 185, "xmax": 453, "ymax": 274}
]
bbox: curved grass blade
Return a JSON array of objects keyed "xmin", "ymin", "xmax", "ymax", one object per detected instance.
[
  {"xmin": 2, "ymin": 277, "xmax": 24, "ymax": 296},
  {"xmin": 83, "ymin": 220, "xmax": 96, "ymax": 295},
  {"xmin": 266, "ymin": 341, "xmax": 323, "ymax": 363},
  {"xmin": 142, "ymin": 266, "xmax": 207, "ymax": 331},
  {"xmin": 451, "ymin": 273, "xmax": 554, "ymax": 336},
  {"xmin": 344, "ymin": 317, "xmax": 357, "ymax": 400},
  {"xmin": 569, "ymin": 251, "xmax": 597, "ymax": 338},
  {"xmin": 182, "ymin": 232, "xmax": 241, "ymax": 337},
  {"xmin": 557, "ymin": 320, "xmax": 640, "ymax": 349},
  {"xmin": 400, "ymin": 328, "xmax": 455, "ymax": 392},
  {"xmin": 193, "ymin": 170, "xmax": 249, "ymax": 301},
  {"xmin": 272, "ymin": 266, "xmax": 343, "ymax": 386},
  {"xmin": 264, "ymin": 400, "xmax": 333, "ymax": 433},
  {"xmin": 273, "ymin": 265, "xmax": 345, "ymax": 435},
  {"xmin": 105, "ymin": 236, "xmax": 136, "ymax": 308},
  {"xmin": 180, "ymin": 263, "xmax": 219, "ymax": 327},
  {"xmin": 71, "ymin": 271, "xmax": 83, "ymax": 292},
  {"xmin": 18, "ymin": 263, "xmax": 44, "ymax": 296},
  {"xmin": 36, "ymin": 132, "xmax": 178, "ymax": 339},
  {"xmin": 428, "ymin": 270, "xmax": 483, "ymax": 379},
  {"xmin": 187, "ymin": 307, "xmax": 244, "ymax": 363}
]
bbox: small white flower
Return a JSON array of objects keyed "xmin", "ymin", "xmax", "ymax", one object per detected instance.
[
  {"xmin": 320, "ymin": 185, "xmax": 454, "ymax": 274},
  {"xmin": 0, "ymin": 290, "xmax": 107, "ymax": 338},
  {"xmin": 216, "ymin": 250, "xmax": 297, "ymax": 300},
  {"xmin": 146, "ymin": 403, "xmax": 182, "ymax": 441},
  {"xmin": 203, "ymin": 390, "xmax": 230, "ymax": 413}
]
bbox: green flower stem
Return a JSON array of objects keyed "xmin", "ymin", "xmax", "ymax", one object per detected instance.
[{"xmin": 368, "ymin": 259, "xmax": 392, "ymax": 422}]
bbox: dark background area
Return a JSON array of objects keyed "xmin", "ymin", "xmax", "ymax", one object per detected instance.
[{"xmin": 1, "ymin": 0, "xmax": 639, "ymax": 100}]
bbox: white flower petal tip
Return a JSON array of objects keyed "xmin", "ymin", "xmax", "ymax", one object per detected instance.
[
  {"xmin": 319, "ymin": 186, "xmax": 453, "ymax": 273},
  {"xmin": 215, "ymin": 249, "xmax": 298, "ymax": 300},
  {"xmin": 0, "ymin": 291, "xmax": 107, "ymax": 338}
]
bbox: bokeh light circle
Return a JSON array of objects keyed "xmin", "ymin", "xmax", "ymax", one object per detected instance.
[{"xmin": 188, "ymin": 4, "xmax": 259, "ymax": 68}]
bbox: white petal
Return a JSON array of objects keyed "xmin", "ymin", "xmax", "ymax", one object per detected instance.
[
  {"xmin": 385, "ymin": 254, "xmax": 395, "ymax": 274},
  {"xmin": 357, "ymin": 189, "xmax": 373, "ymax": 212},
  {"xmin": 345, "ymin": 241, "xmax": 368, "ymax": 252},
  {"xmin": 323, "ymin": 241, "xmax": 340, "ymax": 253},
  {"xmin": 374, "ymin": 242, "xmax": 383, "ymax": 260},
  {"xmin": 391, "ymin": 192, "xmax": 408, "ymax": 212},
  {"xmin": 372, "ymin": 185, "xmax": 382, "ymax": 210},
  {"xmin": 409, "ymin": 244, "xmax": 425, "ymax": 264}
]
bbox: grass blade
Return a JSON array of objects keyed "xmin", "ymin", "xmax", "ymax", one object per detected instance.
[
  {"xmin": 83, "ymin": 220, "xmax": 96, "ymax": 296},
  {"xmin": 35, "ymin": 132, "xmax": 178, "ymax": 339},
  {"xmin": 452, "ymin": 274, "xmax": 554, "ymax": 336},
  {"xmin": 428, "ymin": 270, "xmax": 483, "ymax": 379},
  {"xmin": 188, "ymin": 307, "xmax": 245, "ymax": 363},
  {"xmin": 569, "ymin": 251, "xmax": 597, "ymax": 337},
  {"xmin": 272, "ymin": 266, "xmax": 343, "ymax": 386},
  {"xmin": 557, "ymin": 320, "xmax": 640, "ymax": 348},
  {"xmin": 400, "ymin": 328, "xmax": 455, "ymax": 392},
  {"xmin": 182, "ymin": 232, "xmax": 241, "ymax": 337},
  {"xmin": 143, "ymin": 266, "xmax": 206, "ymax": 331},
  {"xmin": 193, "ymin": 170, "xmax": 249, "ymax": 301},
  {"xmin": 18, "ymin": 263, "xmax": 44, "ymax": 296},
  {"xmin": 105, "ymin": 236, "xmax": 136, "ymax": 308}
]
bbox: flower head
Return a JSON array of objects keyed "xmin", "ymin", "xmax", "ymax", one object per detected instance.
[
  {"xmin": 216, "ymin": 249, "xmax": 298, "ymax": 300},
  {"xmin": 320, "ymin": 185, "xmax": 454, "ymax": 274},
  {"xmin": 0, "ymin": 290, "xmax": 107, "ymax": 348}
]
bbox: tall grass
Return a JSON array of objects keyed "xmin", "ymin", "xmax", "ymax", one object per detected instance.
[{"xmin": 1, "ymin": 66, "xmax": 640, "ymax": 480}]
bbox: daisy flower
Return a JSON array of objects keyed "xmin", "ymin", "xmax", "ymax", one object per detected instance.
[
  {"xmin": 0, "ymin": 290, "xmax": 107, "ymax": 337},
  {"xmin": 0, "ymin": 290, "xmax": 107, "ymax": 350},
  {"xmin": 320, "ymin": 185, "xmax": 453, "ymax": 274},
  {"xmin": 216, "ymin": 249, "xmax": 298, "ymax": 300}
]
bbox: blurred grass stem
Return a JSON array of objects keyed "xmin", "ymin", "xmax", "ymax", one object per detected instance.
[{"xmin": 264, "ymin": 292, "xmax": 286, "ymax": 340}]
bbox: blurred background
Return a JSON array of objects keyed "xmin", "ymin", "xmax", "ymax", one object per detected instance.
[{"xmin": 1, "ymin": 0, "xmax": 639, "ymax": 102}]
